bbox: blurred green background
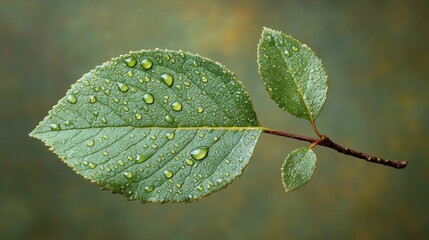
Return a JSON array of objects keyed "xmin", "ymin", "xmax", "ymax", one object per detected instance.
[{"xmin": 1, "ymin": 0, "xmax": 428, "ymax": 239}]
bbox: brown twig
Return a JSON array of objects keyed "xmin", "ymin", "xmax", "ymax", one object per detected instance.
[{"xmin": 263, "ymin": 129, "xmax": 408, "ymax": 169}]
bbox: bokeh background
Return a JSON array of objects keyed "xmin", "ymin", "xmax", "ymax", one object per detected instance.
[{"xmin": 1, "ymin": 0, "xmax": 428, "ymax": 239}]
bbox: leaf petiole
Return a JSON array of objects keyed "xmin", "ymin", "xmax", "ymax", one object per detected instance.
[{"xmin": 310, "ymin": 120, "xmax": 323, "ymax": 139}]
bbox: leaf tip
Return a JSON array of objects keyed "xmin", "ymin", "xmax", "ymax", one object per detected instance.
[
  {"xmin": 261, "ymin": 26, "xmax": 276, "ymax": 34},
  {"xmin": 28, "ymin": 126, "xmax": 40, "ymax": 139},
  {"xmin": 262, "ymin": 26, "xmax": 270, "ymax": 32}
]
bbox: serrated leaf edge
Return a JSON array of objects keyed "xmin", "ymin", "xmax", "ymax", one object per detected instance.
[
  {"xmin": 29, "ymin": 49, "xmax": 263, "ymax": 203},
  {"xmin": 30, "ymin": 128, "xmax": 262, "ymax": 203},
  {"xmin": 257, "ymin": 27, "xmax": 329, "ymax": 121},
  {"xmin": 30, "ymin": 49, "xmax": 260, "ymax": 136},
  {"xmin": 281, "ymin": 147, "xmax": 317, "ymax": 192}
]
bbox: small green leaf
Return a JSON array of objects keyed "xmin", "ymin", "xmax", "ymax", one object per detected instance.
[
  {"xmin": 258, "ymin": 27, "xmax": 328, "ymax": 121},
  {"xmin": 281, "ymin": 147, "xmax": 317, "ymax": 192},
  {"xmin": 30, "ymin": 49, "xmax": 262, "ymax": 203}
]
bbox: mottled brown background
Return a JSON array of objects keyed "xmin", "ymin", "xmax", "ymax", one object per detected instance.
[{"xmin": 1, "ymin": 0, "xmax": 428, "ymax": 239}]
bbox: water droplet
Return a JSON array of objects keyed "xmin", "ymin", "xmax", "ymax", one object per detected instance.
[
  {"xmin": 163, "ymin": 95, "xmax": 169, "ymax": 101},
  {"xmin": 190, "ymin": 147, "xmax": 208, "ymax": 160},
  {"xmin": 171, "ymin": 101, "xmax": 182, "ymax": 111},
  {"xmin": 89, "ymin": 95, "xmax": 97, "ymax": 103},
  {"xmin": 101, "ymin": 117, "xmax": 107, "ymax": 123},
  {"xmin": 164, "ymin": 114, "xmax": 174, "ymax": 123},
  {"xmin": 185, "ymin": 159, "xmax": 194, "ymax": 166},
  {"xmin": 87, "ymin": 139, "xmax": 95, "ymax": 147},
  {"xmin": 143, "ymin": 93, "xmax": 154, "ymax": 104},
  {"xmin": 124, "ymin": 57, "xmax": 137, "ymax": 67},
  {"xmin": 65, "ymin": 121, "xmax": 72, "ymax": 126},
  {"xmin": 144, "ymin": 186, "xmax": 154, "ymax": 192},
  {"xmin": 196, "ymin": 185, "xmax": 204, "ymax": 191},
  {"xmin": 141, "ymin": 58, "xmax": 153, "ymax": 70},
  {"xmin": 176, "ymin": 183, "xmax": 182, "ymax": 188},
  {"xmin": 123, "ymin": 171, "xmax": 133, "ymax": 179},
  {"xmin": 135, "ymin": 113, "xmax": 142, "ymax": 120},
  {"xmin": 251, "ymin": 135, "xmax": 256, "ymax": 140},
  {"xmin": 104, "ymin": 89, "xmax": 111, "ymax": 96},
  {"xmin": 127, "ymin": 71, "xmax": 133, "ymax": 77},
  {"xmin": 166, "ymin": 132, "xmax": 175, "ymax": 140},
  {"xmin": 164, "ymin": 170, "xmax": 173, "ymax": 179},
  {"xmin": 103, "ymin": 151, "xmax": 109, "ymax": 156},
  {"xmin": 201, "ymin": 76, "xmax": 208, "ymax": 83},
  {"xmin": 197, "ymin": 107, "xmax": 204, "ymax": 113},
  {"xmin": 225, "ymin": 160, "xmax": 230, "ymax": 164},
  {"xmin": 225, "ymin": 172, "xmax": 230, "ymax": 176},
  {"xmin": 161, "ymin": 73, "xmax": 174, "ymax": 87},
  {"xmin": 292, "ymin": 46, "xmax": 299, "ymax": 51},
  {"xmin": 118, "ymin": 160, "xmax": 125, "ymax": 166},
  {"xmin": 117, "ymin": 83, "xmax": 129, "ymax": 92},
  {"xmin": 49, "ymin": 123, "xmax": 61, "ymax": 131},
  {"xmin": 88, "ymin": 163, "xmax": 96, "ymax": 169},
  {"xmin": 136, "ymin": 154, "xmax": 147, "ymax": 163},
  {"xmin": 284, "ymin": 50, "xmax": 290, "ymax": 56},
  {"xmin": 66, "ymin": 94, "xmax": 77, "ymax": 104}
]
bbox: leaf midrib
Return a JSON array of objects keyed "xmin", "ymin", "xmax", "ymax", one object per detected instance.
[
  {"xmin": 31, "ymin": 126, "xmax": 266, "ymax": 135},
  {"xmin": 271, "ymin": 33, "xmax": 314, "ymax": 122}
]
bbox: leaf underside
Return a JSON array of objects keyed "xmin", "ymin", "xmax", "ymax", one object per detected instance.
[
  {"xmin": 30, "ymin": 49, "xmax": 262, "ymax": 203},
  {"xmin": 282, "ymin": 147, "xmax": 317, "ymax": 192},
  {"xmin": 258, "ymin": 27, "xmax": 328, "ymax": 121}
]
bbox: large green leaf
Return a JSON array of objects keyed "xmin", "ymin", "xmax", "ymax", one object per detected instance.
[
  {"xmin": 258, "ymin": 27, "xmax": 328, "ymax": 121},
  {"xmin": 30, "ymin": 49, "xmax": 262, "ymax": 203},
  {"xmin": 281, "ymin": 147, "xmax": 317, "ymax": 192}
]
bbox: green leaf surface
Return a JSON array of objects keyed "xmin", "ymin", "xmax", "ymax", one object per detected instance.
[
  {"xmin": 258, "ymin": 27, "xmax": 328, "ymax": 121},
  {"xmin": 281, "ymin": 147, "xmax": 317, "ymax": 192},
  {"xmin": 30, "ymin": 49, "xmax": 262, "ymax": 203}
]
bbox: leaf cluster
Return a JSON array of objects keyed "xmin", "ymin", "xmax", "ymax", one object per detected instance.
[{"xmin": 30, "ymin": 27, "xmax": 330, "ymax": 202}]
